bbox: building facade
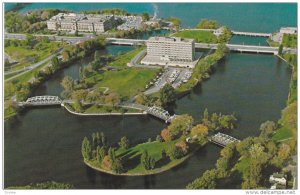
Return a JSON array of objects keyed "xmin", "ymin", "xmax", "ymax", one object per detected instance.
[
  {"xmin": 46, "ymin": 13, "xmax": 115, "ymax": 33},
  {"xmin": 147, "ymin": 37, "xmax": 195, "ymax": 62}
]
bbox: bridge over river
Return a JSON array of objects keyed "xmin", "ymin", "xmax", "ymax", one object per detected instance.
[
  {"xmin": 208, "ymin": 132, "xmax": 240, "ymax": 147},
  {"xmin": 106, "ymin": 38, "xmax": 296, "ymax": 55},
  {"xmin": 18, "ymin": 96, "xmax": 177, "ymax": 123}
]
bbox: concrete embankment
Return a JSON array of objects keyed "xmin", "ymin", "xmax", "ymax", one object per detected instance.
[{"xmin": 62, "ymin": 103, "xmax": 146, "ymax": 116}]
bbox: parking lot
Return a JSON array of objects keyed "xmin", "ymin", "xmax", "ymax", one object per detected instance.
[{"xmin": 144, "ymin": 67, "xmax": 192, "ymax": 95}]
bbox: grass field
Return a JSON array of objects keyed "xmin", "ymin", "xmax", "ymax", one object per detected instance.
[
  {"xmin": 5, "ymin": 41, "xmax": 62, "ymax": 72},
  {"xmin": 109, "ymin": 47, "xmax": 144, "ymax": 67},
  {"xmin": 282, "ymin": 34, "xmax": 297, "ymax": 48},
  {"xmin": 86, "ymin": 68, "xmax": 159, "ymax": 99},
  {"xmin": 173, "ymin": 30, "xmax": 218, "ymax": 43},
  {"xmin": 272, "ymin": 127, "xmax": 293, "ymax": 141}
]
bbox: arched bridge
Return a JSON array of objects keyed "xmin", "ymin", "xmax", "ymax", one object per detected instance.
[
  {"xmin": 18, "ymin": 97, "xmax": 177, "ymax": 123},
  {"xmin": 208, "ymin": 132, "xmax": 240, "ymax": 147},
  {"xmin": 18, "ymin": 96, "xmax": 62, "ymax": 106}
]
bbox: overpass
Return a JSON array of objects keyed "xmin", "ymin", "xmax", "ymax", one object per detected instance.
[{"xmin": 18, "ymin": 96, "xmax": 177, "ymax": 123}]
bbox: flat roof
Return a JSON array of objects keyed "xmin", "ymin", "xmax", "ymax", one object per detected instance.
[{"xmin": 148, "ymin": 36, "xmax": 194, "ymax": 43}]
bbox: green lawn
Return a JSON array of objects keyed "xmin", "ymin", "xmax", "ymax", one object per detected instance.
[
  {"xmin": 282, "ymin": 34, "xmax": 297, "ymax": 48},
  {"xmin": 5, "ymin": 41, "xmax": 62, "ymax": 71},
  {"xmin": 173, "ymin": 30, "xmax": 218, "ymax": 43},
  {"xmin": 109, "ymin": 47, "xmax": 144, "ymax": 67},
  {"xmin": 86, "ymin": 68, "xmax": 159, "ymax": 99},
  {"xmin": 272, "ymin": 127, "xmax": 293, "ymax": 141}
]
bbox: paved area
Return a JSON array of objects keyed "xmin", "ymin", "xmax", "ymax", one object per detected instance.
[{"xmin": 144, "ymin": 67, "xmax": 192, "ymax": 95}]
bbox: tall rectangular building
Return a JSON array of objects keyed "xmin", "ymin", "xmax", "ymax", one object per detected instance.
[{"xmin": 141, "ymin": 37, "xmax": 196, "ymax": 68}]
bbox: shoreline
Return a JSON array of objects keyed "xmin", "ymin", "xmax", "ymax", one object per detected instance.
[{"xmin": 62, "ymin": 103, "xmax": 147, "ymax": 116}]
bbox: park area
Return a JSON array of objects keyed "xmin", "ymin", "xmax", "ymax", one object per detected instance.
[
  {"xmin": 4, "ymin": 38, "xmax": 63, "ymax": 72},
  {"xmin": 84, "ymin": 47, "xmax": 160, "ymax": 100},
  {"xmin": 173, "ymin": 30, "xmax": 218, "ymax": 43}
]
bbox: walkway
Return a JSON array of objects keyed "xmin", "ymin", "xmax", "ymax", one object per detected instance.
[
  {"xmin": 5, "ymin": 49, "xmax": 63, "ymax": 81},
  {"xmin": 18, "ymin": 96, "xmax": 177, "ymax": 123},
  {"xmin": 231, "ymin": 31, "xmax": 271, "ymax": 37}
]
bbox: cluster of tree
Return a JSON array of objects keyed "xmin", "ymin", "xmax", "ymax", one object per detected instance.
[
  {"xmin": 141, "ymin": 12, "xmax": 150, "ymax": 21},
  {"xmin": 187, "ymin": 119, "xmax": 295, "ymax": 189},
  {"xmin": 190, "ymin": 124, "xmax": 209, "ymax": 145},
  {"xmin": 141, "ymin": 150, "xmax": 156, "ymax": 170},
  {"xmin": 178, "ymin": 43, "xmax": 229, "ymax": 94},
  {"xmin": 6, "ymin": 181, "xmax": 73, "ymax": 189},
  {"xmin": 217, "ymin": 26, "xmax": 232, "ymax": 43},
  {"xmin": 5, "ymin": 9, "xmax": 65, "ymax": 33},
  {"xmin": 160, "ymin": 115, "xmax": 194, "ymax": 142},
  {"xmin": 159, "ymin": 84, "xmax": 176, "ymax": 107},
  {"xmin": 202, "ymin": 108, "xmax": 237, "ymax": 132},
  {"xmin": 167, "ymin": 17, "xmax": 181, "ymax": 30},
  {"xmin": 196, "ymin": 19, "xmax": 218, "ymax": 29},
  {"xmin": 79, "ymin": 51, "xmax": 113, "ymax": 80},
  {"xmin": 81, "ymin": 8, "xmax": 130, "ymax": 16},
  {"xmin": 81, "ymin": 132, "xmax": 124, "ymax": 173}
]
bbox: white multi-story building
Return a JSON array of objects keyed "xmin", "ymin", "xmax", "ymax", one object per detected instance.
[
  {"xmin": 141, "ymin": 37, "xmax": 197, "ymax": 68},
  {"xmin": 46, "ymin": 13, "xmax": 115, "ymax": 33}
]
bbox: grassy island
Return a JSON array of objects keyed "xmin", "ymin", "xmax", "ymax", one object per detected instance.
[{"xmin": 81, "ymin": 113, "xmax": 237, "ymax": 176}]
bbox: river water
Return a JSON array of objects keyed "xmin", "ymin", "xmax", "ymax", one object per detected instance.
[{"xmin": 4, "ymin": 3, "xmax": 295, "ymax": 189}]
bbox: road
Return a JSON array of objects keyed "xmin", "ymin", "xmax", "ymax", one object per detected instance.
[{"xmin": 5, "ymin": 48, "xmax": 63, "ymax": 81}]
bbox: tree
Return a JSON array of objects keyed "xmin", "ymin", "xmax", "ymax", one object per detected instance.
[
  {"xmin": 74, "ymin": 30, "xmax": 79, "ymax": 37},
  {"xmin": 118, "ymin": 136, "xmax": 130, "ymax": 149},
  {"xmin": 167, "ymin": 17, "xmax": 181, "ymax": 30},
  {"xmin": 51, "ymin": 56, "xmax": 60, "ymax": 70},
  {"xmin": 191, "ymin": 124, "xmax": 209, "ymax": 137},
  {"xmin": 108, "ymin": 147, "xmax": 123, "ymax": 173},
  {"xmin": 196, "ymin": 19, "xmax": 218, "ymax": 29},
  {"xmin": 62, "ymin": 51, "xmax": 70, "ymax": 62},
  {"xmin": 218, "ymin": 114, "xmax": 236, "ymax": 130},
  {"xmin": 187, "ymin": 169, "xmax": 218, "ymax": 189},
  {"xmin": 249, "ymin": 143, "xmax": 269, "ymax": 165},
  {"xmin": 168, "ymin": 114, "xmax": 194, "ymax": 135},
  {"xmin": 160, "ymin": 128, "xmax": 174, "ymax": 142},
  {"xmin": 141, "ymin": 12, "xmax": 150, "ymax": 21},
  {"xmin": 61, "ymin": 76, "xmax": 74, "ymax": 97},
  {"xmin": 259, "ymin": 120, "xmax": 277, "ymax": 139},
  {"xmin": 81, "ymin": 137, "xmax": 91, "ymax": 160},
  {"xmin": 166, "ymin": 145, "xmax": 184, "ymax": 160},
  {"xmin": 175, "ymin": 140, "xmax": 189, "ymax": 155},
  {"xmin": 159, "ymin": 84, "xmax": 175, "ymax": 107},
  {"xmin": 202, "ymin": 108, "xmax": 210, "ymax": 126},
  {"xmin": 94, "ymin": 50, "xmax": 101, "ymax": 62},
  {"xmin": 278, "ymin": 44, "xmax": 283, "ymax": 55},
  {"xmin": 140, "ymin": 150, "xmax": 155, "ymax": 170},
  {"xmin": 96, "ymin": 146, "xmax": 105, "ymax": 163}
]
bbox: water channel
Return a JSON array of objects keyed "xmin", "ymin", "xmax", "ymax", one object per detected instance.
[{"xmin": 4, "ymin": 35, "xmax": 292, "ymax": 188}]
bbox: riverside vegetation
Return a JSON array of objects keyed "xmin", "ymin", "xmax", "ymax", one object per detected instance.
[{"xmin": 81, "ymin": 112, "xmax": 236, "ymax": 175}]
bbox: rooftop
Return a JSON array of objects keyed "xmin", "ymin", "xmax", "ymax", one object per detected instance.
[{"xmin": 148, "ymin": 36, "xmax": 194, "ymax": 43}]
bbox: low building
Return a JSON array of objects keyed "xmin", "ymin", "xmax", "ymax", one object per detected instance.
[
  {"xmin": 269, "ymin": 172, "xmax": 287, "ymax": 187},
  {"xmin": 141, "ymin": 36, "xmax": 198, "ymax": 68},
  {"xmin": 47, "ymin": 13, "xmax": 115, "ymax": 33}
]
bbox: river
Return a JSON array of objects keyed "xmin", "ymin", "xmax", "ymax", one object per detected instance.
[{"xmin": 4, "ymin": 3, "xmax": 295, "ymax": 189}]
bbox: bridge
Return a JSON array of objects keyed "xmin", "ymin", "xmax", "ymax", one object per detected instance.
[
  {"xmin": 231, "ymin": 31, "xmax": 272, "ymax": 37},
  {"xmin": 18, "ymin": 96, "xmax": 177, "ymax": 123},
  {"xmin": 106, "ymin": 38, "xmax": 146, "ymax": 46},
  {"xmin": 18, "ymin": 96, "xmax": 62, "ymax": 106},
  {"xmin": 106, "ymin": 38, "xmax": 294, "ymax": 55},
  {"xmin": 194, "ymin": 43, "xmax": 288, "ymax": 54},
  {"xmin": 208, "ymin": 132, "xmax": 240, "ymax": 147}
]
